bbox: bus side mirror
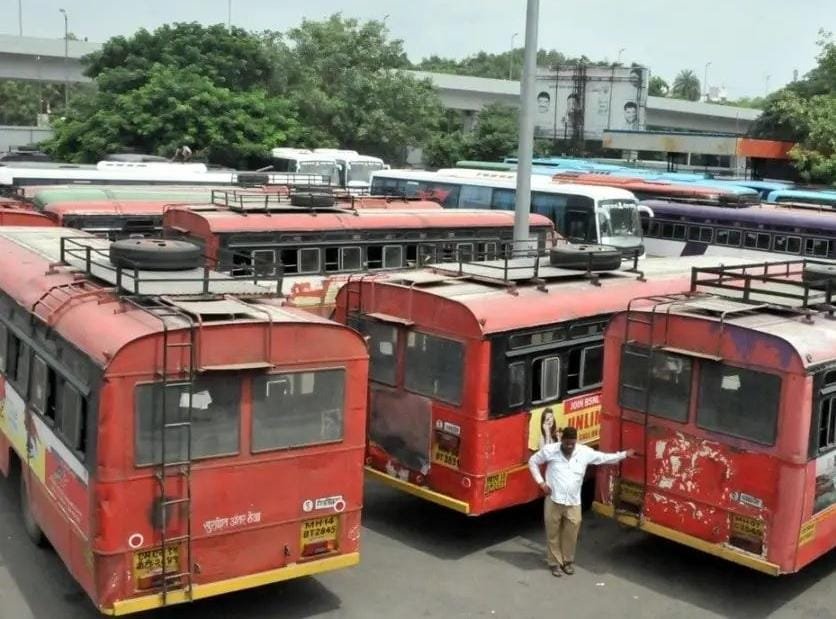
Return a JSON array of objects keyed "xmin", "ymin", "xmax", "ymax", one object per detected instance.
[{"xmin": 638, "ymin": 204, "xmax": 655, "ymax": 218}]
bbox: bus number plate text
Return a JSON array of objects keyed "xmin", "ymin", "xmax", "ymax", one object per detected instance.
[
  {"xmin": 133, "ymin": 546, "xmax": 180, "ymax": 580},
  {"xmin": 485, "ymin": 472, "xmax": 508, "ymax": 494},
  {"xmin": 301, "ymin": 515, "xmax": 339, "ymax": 546}
]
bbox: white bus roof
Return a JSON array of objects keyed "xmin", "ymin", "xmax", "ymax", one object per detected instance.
[
  {"xmin": 371, "ymin": 168, "xmax": 636, "ymax": 201},
  {"xmin": 314, "ymin": 149, "xmax": 384, "ymax": 165}
]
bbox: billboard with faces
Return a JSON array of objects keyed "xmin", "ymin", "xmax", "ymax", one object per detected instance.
[{"xmin": 533, "ymin": 66, "xmax": 649, "ymax": 140}]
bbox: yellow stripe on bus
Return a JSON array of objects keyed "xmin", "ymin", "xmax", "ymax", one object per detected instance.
[
  {"xmin": 591, "ymin": 502, "xmax": 781, "ymax": 576},
  {"xmin": 365, "ymin": 466, "xmax": 471, "ymax": 514},
  {"xmin": 104, "ymin": 552, "xmax": 360, "ymax": 616}
]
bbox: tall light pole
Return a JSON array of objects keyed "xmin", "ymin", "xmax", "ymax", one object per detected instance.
[
  {"xmin": 59, "ymin": 8, "xmax": 68, "ymax": 108},
  {"xmin": 703, "ymin": 61, "xmax": 712, "ymax": 101},
  {"xmin": 513, "ymin": 0, "xmax": 539, "ymax": 250},
  {"xmin": 227, "ymin": 0, "xmax": 231, "ymax": 29},
  {"xmin": 617, "ymin": 48, "xmax": 625, "ymax": 64},
  {"xmin": 18, "ymin": 0, "xmax": 23, "ymax": 36},
  {"xmin": 509, "ymin": 32, "xmax": 519, "ymax": 80},
  {"xmin": 764, "ymin": 74, "xmax": 771, "ymax": 97}
]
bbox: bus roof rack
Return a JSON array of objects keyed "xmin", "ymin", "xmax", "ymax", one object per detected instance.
[
  {"xmin": 690, "ymin": 259, "xmax": 836, "ymax": 312},
  {"xmin": 56, "ymin": 235, "xmax": 281, "ymax": 297},
  {"xmin": 209, "ymin": 188, "xmax": 350, "ymax": 215}
]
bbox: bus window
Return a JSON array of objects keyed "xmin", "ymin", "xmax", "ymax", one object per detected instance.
[
  {"xmin": 774, "ymin": 235, "xmax": 801, "ymax": 254},
  {"xmin": 743, "ymin": 231, "xmax": 771, "ymax": 251},
  {"xmin": 662, "ymin": 223, "xmax": 674, "ymax": 239},
  {"xmin": 358, "ymin": 320, "xmax": 398, "ymax": 386},
  {"xmin": 532, "ymin": 356, "xmax": 560, "ymax": 404},
  {"xmin": 716, "ymin": 229, "xmax": 742, "ymax": 247},
  {"xmin": 817, "ymin": 394, "xmax": 836, "ymax": 452},
  {"xmin": 459, "ymin": 185, "xmax": 493, "ymax": 209},
  {"xmin": 492, "ymin": 188, "xmax": 515, "ymax": 211},
  {"xmin": 673, "ymin": 224, "xmax": 687, "ymax": 241},
  {"xmin": 383, "ymin": 245, "xmax": 403, "ymax": 269},
  {"xmin": 566, "ymin": 345, "xmax": 604, "ymax": 392},
  {"xmin": 806, "ymin": 238, "xmax": 831, "ymax": 258},
  {"xmin": 299, "ymin": 248, "xmax": 320, "ymax": 273},
  {"xmin": 0, "ymin": 323, "xmax": 6, "ymax": 371},
  {"xmin": 508, "ymin": 361, "xmax": 526, "ymax": 408},
  {"xmin": 688, "ymin": 226, "xmax": 713, "ymax": 243},
  {"xmin": 251, "ymin": 249, "xmax": 276, "ymax": 276},
  {"xmin": 252, "ymin": 369, "xmax": 345, "ymax": 451},
  {"xmin": 696, "ymin": 362, "xmax": 780, "ymax": 445},
  {"xmin": 419, "ymin": 245, "xmax": 436, "ymax": 265},
  {"xmin": 404, "ymin": 331, "xmax": 464, "ymax": 404},
  {"xmin": 135, "ymin": 376, "xmax": 242, "ymax": 465},
  {"xmin": 532, "ymin": 192, "xmax": 568, "ymax": 223},
  {"xmin": 565, "ymin": 210, "xmax": 592, "ymax": 242},
  {"xmin": 418, "ymin": 182, "xmax": 460, "ymax": 208},
  {"xmin": 58, "ymin": 383, "xmax": 86, "ymax": 453},
  {"xmin": 619, "ymin": 345, "xmax": 692, "ymax": 421},
  {"xmin": 5, "ymin": 331, "xmax": 30, "ymax": 394},
  {"xmin": 456, "ymin": 243, "xmax": 474, "ymax": 261},
  {"xmin": 341, "ymin": 246, "xmax": 362, "ymax": 271},
  {"xmin": 648, "ymin": 221, "xmax": 661, "ymax": 237}
]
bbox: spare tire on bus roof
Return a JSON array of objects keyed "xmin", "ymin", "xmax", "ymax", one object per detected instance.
[
  {"xmin": 290, "ymin": 191, "xmax": 336, "ymax": 208},
  {"xmin": 549, "ymin": 244, "xmax": 622, "ymax": 271},
  {"xmin": 803, "ymin": 263, "xmax": 836, "ymax": 290},
  {"xmin": 109, "ymin": 238, "xmax": 202, "ymax": 271}
]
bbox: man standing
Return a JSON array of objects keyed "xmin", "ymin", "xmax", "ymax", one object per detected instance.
[{"xmin": 528, "ymin": 426, "xmax": 633, "ymax": 577}]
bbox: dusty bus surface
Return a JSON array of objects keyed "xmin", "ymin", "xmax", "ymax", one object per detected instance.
[
  {"xmin": 594, "ymin": 259, "xmax": 836, "ymax": 574},
  {"xmin": 0, "ymin": 227, "xmax": 368, "ymax": 614}
]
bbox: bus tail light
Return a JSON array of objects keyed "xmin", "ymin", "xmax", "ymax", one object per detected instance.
[{"xmin": 728, "ymin": 514, "xmax": 765, "ymax": 556}]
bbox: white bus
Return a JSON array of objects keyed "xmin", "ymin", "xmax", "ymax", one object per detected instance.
[
  {"xmin": 313, "ymin": 149, "xmax": 387, "ymax": 190},
  {"xmin": 370, "ymin": 168, "xmax": 648, "ymax": 255},
  {"xmin": 270, "ymin": 148, "xmax": 341, "ymax": 186}
]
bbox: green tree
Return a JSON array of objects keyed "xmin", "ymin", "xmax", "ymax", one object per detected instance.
[
  {"xmin": 0, "ymin": 80, "xmax": 72, "ymax": 125},
  {"xmin": 415, "ymin": 48, "xmax": 607, "ymax": 80},
  {"xmin": 467, "ymin": 103, "xmax": 519, "ymax": 161},
  {"xmin": 45, "ymin": 24, "xmax": 298, "ymax": 167},
  {"xmin": 268, "ymin": 14, "xmax": 442, "ymax": 163},
  {"xmin": 671, "ymin": 70, "xmax": 701, "ymax": 101},
  {"xmin": 751, "ymin": 31, "xmax": 836, "ymax": 182},
  {"xmin": 648, "ymin": 75, "xmax": 669, "ymax": 97}
]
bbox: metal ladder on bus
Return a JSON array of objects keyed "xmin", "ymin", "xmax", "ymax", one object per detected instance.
[
  {"xmin": 615, "ymin": 293, "xmax": 691, "ymax": 521},
  {"xmin": 125, "ymin": 297, "xmax": 198, "ymax": 604}
]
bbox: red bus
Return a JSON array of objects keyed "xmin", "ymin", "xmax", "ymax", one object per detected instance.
[
  {"xmin": 0, "ymin": 227, "xmax": 368, "ymax": 613},
  {"xmin": 594, "ymin": 259, "xmax": 836, "ymax": 574},
  {"xmin": 331, "ymin": 252, "xmax": 721, "ymax": 515},
  {"xmin": 164, "ymin": 196, "xmax": 556, "ymax": 315}
]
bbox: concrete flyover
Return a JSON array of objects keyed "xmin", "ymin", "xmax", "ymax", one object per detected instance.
[
  {"xmin": 0, "ymin": 34, "xmax": 98, "ymax": 83},
  {"xmin": 406, "ymin": 70, "xmax": 761, "ymax": 135}
]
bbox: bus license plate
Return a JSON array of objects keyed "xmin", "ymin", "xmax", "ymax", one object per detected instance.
[
  {"xmin": 301, "ymin": 515, "xmax": 339, "ymax": 546},
  {"xmin": 133, "ymin": 546, "xmax": 180, "ymax": 580}
]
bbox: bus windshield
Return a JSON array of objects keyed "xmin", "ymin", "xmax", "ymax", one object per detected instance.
[
  {"xmin": 298, "ymin": 160, "xmax": 339, "ymax": 185},
  {"xmin": 597, "ymin": 199, "xmax": 642, "ymax": 249},
  {"xmin": 348, "ymin": 161, "xmax": 385, "ymax": 185}
]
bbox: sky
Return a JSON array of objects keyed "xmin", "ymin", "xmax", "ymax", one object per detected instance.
[{"xmin": 0, "ymin": 0, "xmax": 833, "ymax": 99}]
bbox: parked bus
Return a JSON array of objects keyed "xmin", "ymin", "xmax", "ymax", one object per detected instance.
[
  {"xmin": 331, "ymin": 252, "xmax": 731, "ymax": 515},
  {"xmin": 766, "ymin": 188, "xmax": 836, "ymax": 209},
  {"xmin": 163, "ymin": 191, "xmax": 556, "ymax": 315},
  {"xmin": 640, "ymin": 199, "xmax": 836, "ymax": 260},
  {"xmin": 552, "ymin": 173, "xmax": 760, "ymax": 206},
  {"xmin": 0, "ymin": 160, "xmax": 330, "ymax": 189},
  {"xmin": 370, "ymin": 169, "xmax": 646, "ymax": 255},
  {"xmin": 270, "ymin": 149, "xmax": 341, "ymax": 186},
  {"xmin": 0, "ymin": 226, "xmax": 368, "ymax": 613},
  {"xmin": 313, "ymin": 149, "xmax": 387, "ymax": 190},
  {"xmin": 594, "ymin": 259, "xmax": 836, "ymax": 574},
  {"xmin": 0, "ymin": 203, "xmax": 55, "ymax": 226}
]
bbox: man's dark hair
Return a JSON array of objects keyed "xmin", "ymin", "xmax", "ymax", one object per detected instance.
[
  {"xmin": 562, "ymin": 426, "xmax": 578, "ymax": 440},
  {"xmin": 624, "ymin": 101, "xmax": 638, "ymax": 110},
  {"xmin": 537, "ymin": 91, "xmax": 551, "ymax": 101}
]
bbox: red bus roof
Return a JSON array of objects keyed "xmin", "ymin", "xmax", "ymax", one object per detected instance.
[
  {"xmin": 552, "ymin": 173, "xmax": 730, "ymax": 198},
  {"xmin": 337, "ymin": 256, "xmax": 730, "ymax": 337},
  {"xmin": 43, "ymin": 200, "xmax": 207, "ymax": 216},
  {"xmin": 164, "ymin": 207, "xmax": 555, "ymax": 234},
  {"xmin": 0, "ymin": 227, "xmax": 353, "ymax": 367},
  {"xmin": 0, "ymin": 204, "xmax": 55, "ymax": 226}
]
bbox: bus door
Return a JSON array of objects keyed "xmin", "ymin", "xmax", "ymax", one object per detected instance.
[{"xmin": 564, "ymin": 196, "xmax": 596, "ymax": 243}]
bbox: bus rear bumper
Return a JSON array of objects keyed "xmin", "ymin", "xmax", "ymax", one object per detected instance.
[
  {"xmin": 365, "ymin": 466, "xmax": 471, "ymax": 514},
  {"xmin": 103, "ymin": 552, "xmax": 360, "ymax": 616},
  {"xmin": 591, "ymin": 502, "xmax": 781, "ymax": 576}
]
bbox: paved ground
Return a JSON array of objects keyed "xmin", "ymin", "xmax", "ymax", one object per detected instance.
[{"xmin": 3, "ymin": 477, "xmax": 836, "ymax": 619}]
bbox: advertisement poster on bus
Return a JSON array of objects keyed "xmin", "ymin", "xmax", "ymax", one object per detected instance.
[
  {"xmin": 527, "ymin": 392, "xmax": 602, "ymax": 451},
  {"xmin": 814, "ymin": 451, "xmax": 836, "ymax": 513},
  {"xmin": 533, "ymin": 66, "xmax": 649, "ymax": 140}
]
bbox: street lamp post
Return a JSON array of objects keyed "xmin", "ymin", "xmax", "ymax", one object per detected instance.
[
  {"xmin": 18, "ymin": 0, "xmax": 23, "ymax": 36},
  {"xmin": 513, "ymin": 0, "xmax": 539, "ymax": 249},
  {"xmin": 59, "ymin": 8, "xmax": 68, "ymax": 108},
  {"xmin": 227, "ymin": 0, "xmax": 231, "ymax": 29},
  {"xmin": 764, "ymin": 74, "xmax": 771, "ymax": 97},
  {"xmin": 617, "ymin": 48, "xmax": 625, "ymax": 64},
  {"xmin": 509, "ymin": 32, "xmax": 519, "ymax": 80},
  {"xmin": 703, "ymin": 61, "xmax": 712, "ymax": 101}
]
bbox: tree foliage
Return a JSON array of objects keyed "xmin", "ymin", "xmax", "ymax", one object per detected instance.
[
  {"xmin": 671, "ymin": 70, "xmax": 701, "ymax": 101},
  {"xmin": 267, "ymin": 15, "xmax": 441, "ymax": 163},
  {"xmin": 416, "ymin": 49, "xmax": 607, "ymax": 80},
  {"xmin": 751, "ymin": 31, "xmax": 836, "ymax": 182},
  {"xmin": 648, "ymin": 75, "xmax": 669, "ymax": 97},
  {"xmin": 0, "ymin": 80, "xmax": 71, "ymax": 125}
]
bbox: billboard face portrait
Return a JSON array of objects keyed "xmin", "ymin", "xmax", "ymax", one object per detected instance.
[
  {"xmin": 537, "ymin": 90, "xmax": 551, "ymax": 113},
  {"xmin": 623, "ymin": 101, "xmax": 638, "ymax": 129}
]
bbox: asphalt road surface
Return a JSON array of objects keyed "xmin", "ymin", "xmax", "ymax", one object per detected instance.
[{"xmin": 2, "ymin": 477, "xmax": 836, "ymax": 619}]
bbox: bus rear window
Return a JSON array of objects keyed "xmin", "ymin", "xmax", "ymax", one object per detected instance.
[
  {"xmin": 135, "ymin": 376, "xmax": 241, "ymax": 466},
  {"xmin": 405, "ymin": 331, "xmax": 464, "ymax": 404},
  {"xmin": 697, "ymin": 363, "xmax": 780, "ymax": 445},
  {"xmin": 252, "ymin": 369, "xmax": 345, "ymax": 451},
  {"xmin": 357, "ymin": 320, "xmax": 398, "ymax": 386},
  {"xmin": 619, "ymin": 345, "xmax": 691, "ymax": 422}
]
